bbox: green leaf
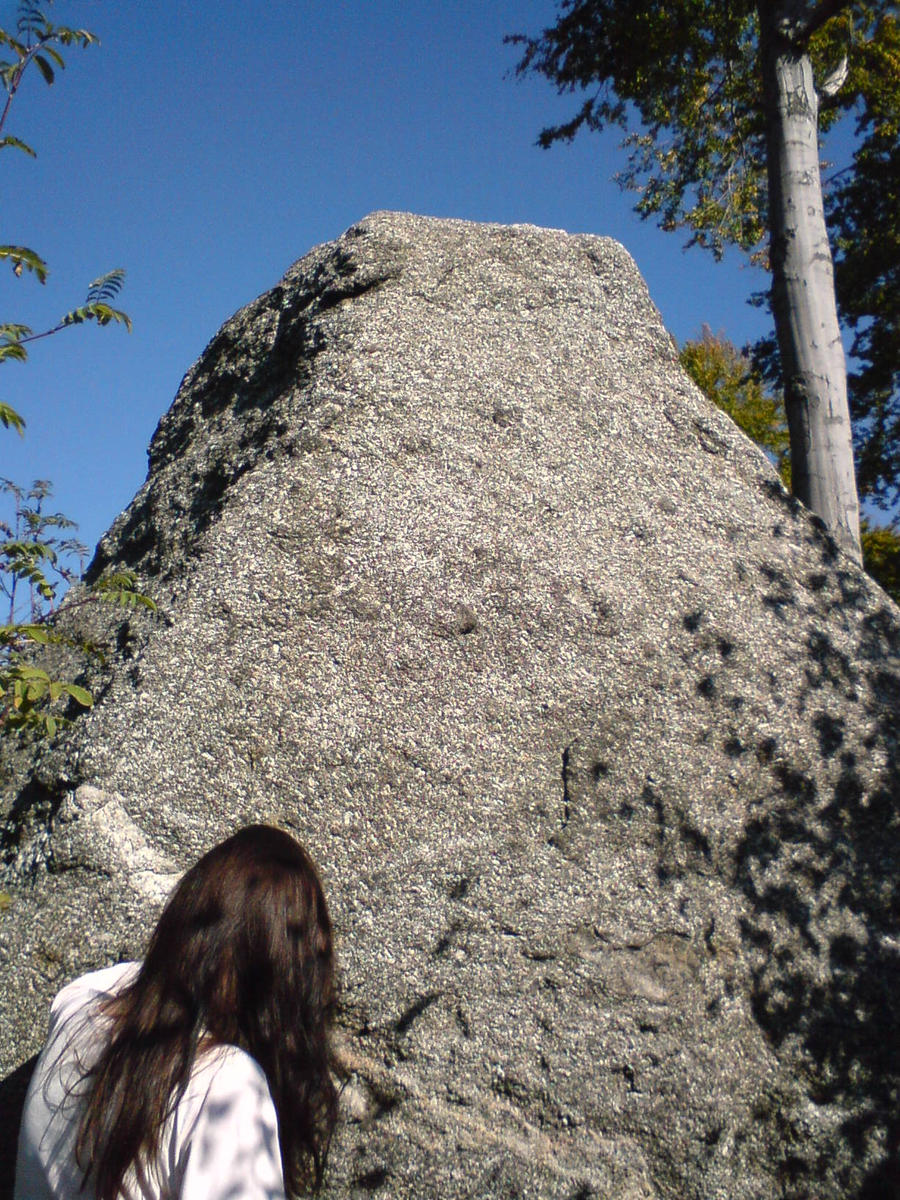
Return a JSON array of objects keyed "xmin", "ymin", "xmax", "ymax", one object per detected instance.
[
  {"xmin": 41, "ymin": 46, "xmax": 65, "ymax": 69},
  {"xmin": 1, "ymin": 323, "xmax": 33, "ymax": 366},
  {"xmin": 85, "ymin": 268, "xmax": 126, "ymax": 303},
  {"xmin": 0, "ymin": 32, "xmax": 27, "ymax": 57},
  {"xmin": 0, "ymin": 402, "xmax": 25, "ymax": 434},
  {"xmin": 681, "ymin": 328, "xmax": 792, "ymax": 486},
  {"xmin": 861, "ymin": 519, "xmax": 900, "ymax": 603},
  {"xmin": 0, "ymin": 891, "xmax": 11, "ymax": 913},
  {"xmin": 0, "ymin": 621, "xmax": 92, "ymax": 654},
  {"xmin": 17, "ymin": 1, "xmax": 46, "ymax": 39},
  {"xmin": 0, "ymin": 245, "xmax": 48, "ymax": 283},
  {"xmin": 60, "ymin": 271, "xmax": 131, "ymax": 332},
  {"xmin": 54, "ymin": 28, "xmax": 99, "ymax": 50},
  {"xmin": 92, "ymin": 570, "xmax": 135, "ymax": 592},
  {"xmin": 33, "ymin": 53, "xmax": 54, "ymax": 84},
  {"xmin": 0, "ymin": 134, "xmax": 35, "ymax": 156},
  {"xmin": 0, "ymin": 323, "xmax": 32, "ymax": 341},
  {"xmin": 12, "ymin": 664, "xmax": 51, "ymax": 683},
  {"xmin": 92, "ymin": 570, "xmax": 156, "ymax": 610},
  {"xmin": 63, "ymin": 683, "xmax": 92, "ymax": 707},
  {"xmin": 15, "ymin": 623, "xmax": 52, "ymax": 644},
  {"xmin": 3, "ymin": 538, "xmax": 57, "ymax": 566},
  {"xmin": 61, "ymin": 301, "xmax": 132, "ymax": 333}
]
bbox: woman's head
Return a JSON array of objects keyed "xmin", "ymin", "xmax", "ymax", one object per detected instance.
[
  {"xmin": 78, "ymin": 825, "xmax": 338, "ymax": 1198},
  {"xmin": 142, "ymin": 824, "xmax": 335, "ymax": 1046}
]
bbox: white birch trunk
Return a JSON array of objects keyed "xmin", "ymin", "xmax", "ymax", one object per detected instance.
[{"xmin": 758, "ymin": 2, "xmax": 861, "ymax": 561}]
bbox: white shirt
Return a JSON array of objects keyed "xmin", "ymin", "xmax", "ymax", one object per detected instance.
[{"xmin": 14, "ymin": 963, "xmax": 287, "ymax": 1200}]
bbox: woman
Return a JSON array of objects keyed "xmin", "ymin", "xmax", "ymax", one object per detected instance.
[{"xmin": 14, "ymin": 824, "xmax": 338, "ymax": 1200}]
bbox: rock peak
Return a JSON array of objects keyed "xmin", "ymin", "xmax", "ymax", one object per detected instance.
[{"xmin": 2, "ymin": 213, "xmax": 898, "ymax": 1199}]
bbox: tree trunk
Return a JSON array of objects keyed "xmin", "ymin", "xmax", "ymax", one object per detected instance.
[{"xmin": 758, "ymin": 2, "xmax": 861, "ymax": 561}]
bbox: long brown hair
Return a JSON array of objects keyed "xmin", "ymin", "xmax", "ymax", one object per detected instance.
[{"xmin": 76, "ymin": 824, "xmax": 338, "ymax": 1198}]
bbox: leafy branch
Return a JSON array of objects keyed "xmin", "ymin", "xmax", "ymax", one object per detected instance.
[
  {"xmin": 0, "ymin": 270, "xmax": 132, "ymax": 363},
  {"xmin": 1, "ymin": 2, "xmax": 124, "ymax": 434},
  {"xmin": 0, "ymin": 662, "xmax": 92, "ymax": 739},
  {"xmin": 0, "ymin": 3, "xmax": 153, "ymax": 743},
  {"xmin": 0, "ymin": 1, "xmax": 98, "ymax": 155},
  {"xmin": 0, "ymin": 477, "xmax": 155, "ymax": 737}
]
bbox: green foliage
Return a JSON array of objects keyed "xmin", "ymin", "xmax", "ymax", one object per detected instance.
[
  {"xmin": 0, "ymin": 134, "xmax": 35, "ymax": 156},
  {"xmin": 1, "ymin": 478, "xmax": 87, "ymax": 622},
  {"xmin": 91, "ymin": 571, "xmax": 157, "ymax": 611},
  {"xmin": 860, "ymin": 519, "xmax": 900, "ymax": 603},
  {"xmin": 507, "ymin": 1, "xmax": 765, "ymax": 260},
  {"xmin": 682, "ymin": 328, "xmax": 900, "ymax": 601},
  {"xmin": 0, "ymin": 497, "xmax": 95, "ymax": 736},
  {"xmin": 508, "ymin": 2, "xmax": 890, "ymax": 261},
  {"xmin": 0, "ymin": 661, "xmax": 92, "ymax": 736},
  {"xmin": 0, "ymin": 270, "xmax": 132, "ymax": 397},
  {"xmin": 0, "ymin": 1, "xmax": 98, "ymax": 97},
  {"xmin": 0, "ymin": 244, "xmax": 47, "ymax": 281},
  {"xmin": 0, "ymin": 478, "xmax": 155, "ymax": 736},
  {"xmin": 0, "ymin": 1, "xmax": 120, "ymax": 434},
  {"xmin": 61, "ymin": 269, "xmax": 132, "ymax": 333},
  {"xmin": 0, "ymin": 400, "xmax": 25, "ymax": 433},
  {"xmin": 680, "ymin": 328, "xmax": 790, "ymax": 482},
  {"xmin": 0, "ymin": 2, "xmax": 152, "ymax": 743},
  {"xmin": 509, "ymin": 2, "xmax": 899, "ymax": 530},
  {"xmin": 0, "ymin": 323, "xmax": 32, "ymax": 365},
  {"xmin": 828, "ymin": 11, "xmax": 900, "ymax": 509}
]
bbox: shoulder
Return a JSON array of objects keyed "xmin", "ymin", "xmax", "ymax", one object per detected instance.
[
  {"xmin": 173, "ymin": 1045, "xmax": 281, "ymax": 1164},
  {"xmin": 49, "ymin": 961, "xmax": 139, "ymax": 1027},
  {"xmin": 187, "ymin": 1043, "xmax": 273, "ymax": 1110},
  {"xmin": 195, "ymin": 1043, "xmax": 268, "ymax": 1083},
  {"xmin": 170, "ymin": 1047, "xmax": 285, "ymax": 1198}
]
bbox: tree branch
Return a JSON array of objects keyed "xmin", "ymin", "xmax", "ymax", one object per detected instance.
[{"xmin": 798, "ymin": 0, "xmax": 852, "ymax": 43}]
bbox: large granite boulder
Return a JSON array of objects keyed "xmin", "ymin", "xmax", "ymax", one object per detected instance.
[{"xmin": 1, "ymin": 212, "xmax": 898, "ymax": 1199}]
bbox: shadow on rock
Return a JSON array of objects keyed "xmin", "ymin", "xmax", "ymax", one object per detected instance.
[
  {"xmin": 0, "ymin": 1055, "xmax": 37, "ymax": 1200},
  {"xmin": 736, "ymin": 600, "xmax": 900, "ymax": 1197}
]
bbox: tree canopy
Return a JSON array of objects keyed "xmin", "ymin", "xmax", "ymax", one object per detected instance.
[
  {"xmin": 679, "ymin": 327, "xmax": 790, "ymax": 483},
  {"xmin": 682, "ymin": 328, "xmax": 900, "ymax": 604},
  {"xmin": 509, "ymin": 1, "xmax": 900, "ymax": 558},
  {"xmin": 508, "ymin": 3, "xmax": 893, "ymax": 261},
  {"xmin": 828, "ymin": 10, "xmax": 900, "ymax": 510}
]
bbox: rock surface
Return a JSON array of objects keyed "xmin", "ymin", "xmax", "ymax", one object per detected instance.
[{"xmin": 2, "ymin": 212, "xmax": 898, "ymax": 1199}]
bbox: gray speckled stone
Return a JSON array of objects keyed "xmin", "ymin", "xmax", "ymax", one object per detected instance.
[{"xmin": 2, "ymin": 212, "xmax": 898, "ymax": 1199}]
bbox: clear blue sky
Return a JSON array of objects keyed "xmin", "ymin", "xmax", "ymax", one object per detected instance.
[{"xmin": 3, "ymin": 1, "xmax": 801, "ymax": 561}]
